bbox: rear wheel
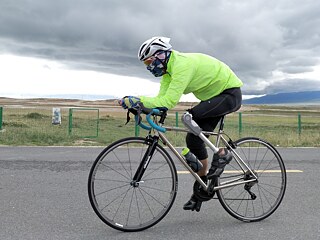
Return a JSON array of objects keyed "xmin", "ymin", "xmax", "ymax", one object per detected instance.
[
  {"xmin": 217, "ymin": 137, "xmax": 286, "ymax": 222},
  {"xmin": 88, "ymin": 137, "xmax": 178, "ymax": 232}
]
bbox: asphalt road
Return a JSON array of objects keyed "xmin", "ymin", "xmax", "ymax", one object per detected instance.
[{"xmin": 0, "ymin": 146, "xmax": 319, "ymax": 240}]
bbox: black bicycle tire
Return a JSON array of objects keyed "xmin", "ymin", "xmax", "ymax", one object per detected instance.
[
  {"xmin": 216, "ymin": 137, "xmax": 287, "ymax": 222},
  {"xmin": 88, "ymin": 137, "xmax": 178, "ymax": 232}
]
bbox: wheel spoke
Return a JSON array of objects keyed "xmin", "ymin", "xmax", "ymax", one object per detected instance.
[
  {"xmin": 88, "ymin": 137, "xmax": 177, "ymax": 231},
  {"xmin": 217, "ymin": 137, "xmax": 286, "ymax": 222}
]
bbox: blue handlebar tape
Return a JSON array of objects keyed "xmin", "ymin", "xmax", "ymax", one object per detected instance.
[
  {"xmin": 152, "ymin": 109, "xmax": 160, "ymax": 114},
  {"xmin": 146, "ymin": 111, "xmax": 166, "ymax": 133},
  {"xmin": 134, "ymin": 109, "xmax": 166, "ymax": 132},
  {"xmin": 135, "ymin": 115, "xmax": 151, "ymax": 130}
]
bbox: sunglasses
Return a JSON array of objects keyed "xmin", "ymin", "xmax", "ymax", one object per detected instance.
[
  {"xmin": 143, "ymin": 52, "xmax": 166, "ymax": 66},
  {"xmin": 143, "ymin": 56, "xmax": 156, "ymax": 66}
]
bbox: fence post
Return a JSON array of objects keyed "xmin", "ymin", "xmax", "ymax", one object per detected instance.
[
  {"xmin": 68, "ymin": 108, "xmax": 73, "ymax": 135},
  {"xmin": 96, "ymin": 110, "xmax": 100, "ymax": 137},
  {"xmin": 0, "ymin": 106, "xmax": 3, "ymax": 130},
  {"xmin": 135, "ymin": 125, "xmax": 140, "ymax": 137},
  {"xmin": 176, "ymin": 112, "xmax": 179, "ymax": 127},
  {"xmin": 238, "ymin": 112, "xmax": 242, "ymax": 135},
  {"xmin": 298, "ymin": 113, "xmax": 301, "ymax": 135}
]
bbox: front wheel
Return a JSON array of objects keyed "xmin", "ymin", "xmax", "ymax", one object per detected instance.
[
  {"xmin": 88, "ymin": 137, "xmax": 178, "ymax": 232},
  {"xmin": 217, "ymin": 137, "xmax": 287, "ymax": 222}
]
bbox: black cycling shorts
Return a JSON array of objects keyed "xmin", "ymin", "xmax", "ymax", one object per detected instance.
[{"xmin": 186, "ymin": 87, "xmax": 242, "ymax": 160}]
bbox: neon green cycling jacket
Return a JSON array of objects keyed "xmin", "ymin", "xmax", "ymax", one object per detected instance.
[{"xmin": 140, "ymin": 50, "xmax": 243, "ymax": 109}]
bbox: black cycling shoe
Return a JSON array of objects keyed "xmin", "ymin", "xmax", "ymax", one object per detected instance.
[
  {"xmin": 207, "ymin": 148, "xmax": 233, "ymax": 179},
  {"xmin": 183, "ymin": 194, "xmax": 202, "ymax": 212},
  {"xmin": 207, "ymin": 176, "xmax": 218, "ymax": 195},
  {"xmin": 207, "ymin": 148, "xmax": 232, "ymax": 195},
  {"xmin": 183, "ymin": 176, "xmax": 212, "ymax": 212}
]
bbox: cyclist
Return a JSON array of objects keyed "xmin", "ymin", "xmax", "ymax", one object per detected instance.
[{"xmin": 118, "ymin": 36, "xmax": 243, "ymax": 212}]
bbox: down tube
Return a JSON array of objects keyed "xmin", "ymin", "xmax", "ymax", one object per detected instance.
[{"xmin": 158, "ymin": 132, "xmax": 207, "ymax": 190}]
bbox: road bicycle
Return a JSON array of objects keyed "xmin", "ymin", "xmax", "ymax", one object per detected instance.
[{"xmin": 88, "ymin": 104, "xmax": 287, "ymax": 232}]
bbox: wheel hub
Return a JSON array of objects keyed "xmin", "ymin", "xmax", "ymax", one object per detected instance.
[{"xmin": 130, "ymin": 180, "xmax": 144, "ymax": 187}]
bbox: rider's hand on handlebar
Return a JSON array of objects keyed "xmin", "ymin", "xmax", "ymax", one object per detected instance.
[{"xmin": 118, "ymin": 96, "xmax": 141, "ymax": 109}]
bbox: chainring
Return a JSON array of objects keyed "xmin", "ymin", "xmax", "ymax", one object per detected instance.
[{"xmin": 193, "ymin": 180, "xmax": 215, "ymax": 201}]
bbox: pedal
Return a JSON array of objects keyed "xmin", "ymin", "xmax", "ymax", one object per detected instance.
[{"xmin": 207, "ymin": 177, "xmax": 217, "ymax": 195}]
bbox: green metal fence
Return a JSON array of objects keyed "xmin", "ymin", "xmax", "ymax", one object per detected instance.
[
  {"xmin": 0, "ymin": 106, "xmax": 319, "ymax": 147},
  {"xmin": 0, "ymin": 106, "xmax": 3, "ymax": 130},
  {"xmin": 134, "ymin": 111, "xmax": 320, "ymax": 147},
  {"xmin": 68, "ymin": 108, "xmax": 99, "ymax": 138}
]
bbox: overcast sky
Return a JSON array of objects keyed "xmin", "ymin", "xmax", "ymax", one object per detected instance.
[{"xmin": 1, "ymin": 0, "xmax": 320, "ymax": 100}]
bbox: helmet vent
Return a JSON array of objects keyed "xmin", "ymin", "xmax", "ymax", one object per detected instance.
[
  {"xmin": 152, "ymin": 43, "xmax": 166, "ymax": 48},
  {"xmin": 139, "ymin": 43, "xmax": 147, "ymax": 57},
  {"xmin": 145, "ymin": 47, "xmax": 150, "ymax": 56}
]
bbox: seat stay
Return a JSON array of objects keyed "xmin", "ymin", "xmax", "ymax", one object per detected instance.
[{"xmin": 219, "ymin": 135, "xmax": 259, "ymax": 180}]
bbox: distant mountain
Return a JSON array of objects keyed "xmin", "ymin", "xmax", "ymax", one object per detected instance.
[{"xmin": 243, "ymin": 91, "xmax": 320, "ymax": 104}]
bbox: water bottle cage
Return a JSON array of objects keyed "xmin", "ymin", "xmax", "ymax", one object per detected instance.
[{"xmin": 188, "ymin": 162, "xmax": 201, "ymax": 172}]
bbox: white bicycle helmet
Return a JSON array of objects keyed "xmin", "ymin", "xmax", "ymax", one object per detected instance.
[{"xmin": 138, "ymin": 37, "xmax": 172, "ymax": 61}]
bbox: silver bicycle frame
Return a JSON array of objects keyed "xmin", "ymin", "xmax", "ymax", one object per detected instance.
[{"xmin": 158, "ymin": 124, "xmax": 258, "ymax": 192}]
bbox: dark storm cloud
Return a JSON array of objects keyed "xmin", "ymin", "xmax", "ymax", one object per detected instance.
[
  {"xmin": 266, "ymin": 78, "xmax": 320, "ymax": 94},
  {"xmin": 277, "ymin": 56, "xmax": 319, "ymax": 74},
  {"xmin": 0, "ymin": 0, "xmax": 320, "ymax": 94}
]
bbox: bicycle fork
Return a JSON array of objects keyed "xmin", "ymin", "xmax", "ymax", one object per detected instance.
[{"xmin": 131, "ymin": 136, "xmax": 159, "ymax": 187}]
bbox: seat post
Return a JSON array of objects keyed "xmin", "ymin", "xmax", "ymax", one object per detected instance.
[
  {"xmin": 214, "ymin": 115, "xmax": 226, "ymax": 147},
  {"xmin": 218, "ymin": 115, "xmax": 226, "ymax": 133}
]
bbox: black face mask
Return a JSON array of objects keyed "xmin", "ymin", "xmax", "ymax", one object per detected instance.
[
  {"xmin": 146, "ymin": 58, "xmax": 166, "ymax": 77},
  {"xmin": 146, "ymin": 51, "xmax": 171, "ymax": 77}
]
